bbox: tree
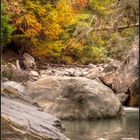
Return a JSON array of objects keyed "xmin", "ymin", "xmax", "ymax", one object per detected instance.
[
  {"xmin": 2, "ymin": 0, "xmax": 138, "ymax": 64},
  {"xmin": 1, "ymin": 3, "xmax": 14, "ymax": 49}
]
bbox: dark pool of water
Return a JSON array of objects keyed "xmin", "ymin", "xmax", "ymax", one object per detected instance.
[{"xmin": 62, "ymin": 109, "xmax": 139, "ymax": 140}]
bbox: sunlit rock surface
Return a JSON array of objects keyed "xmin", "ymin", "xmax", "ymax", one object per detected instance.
[
  {"xmin": 26, "ymin": 77, "xmax": 123, "ymax": 119},
  {"xmin": 1, "ymin": 97, "xmax": 70, "ymax": 140}
]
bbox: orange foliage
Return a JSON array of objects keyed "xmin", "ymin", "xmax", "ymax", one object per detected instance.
[
  {"xmin": 69, "ymin": 0, "xmax": 88, "ymax": 9},
  {"xmin": 15, "ymin": 13, "xmax": 42, "ymax": 37},
  {"xmin": 2, "ymin": 0, "xmax": 24, "ymax": 16}
]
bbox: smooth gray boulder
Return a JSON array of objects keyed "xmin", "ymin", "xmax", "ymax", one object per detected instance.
[
  {"xmin": 1, "ymin": 97, "xmax": 69, "ymax": 140},
  {"xmin": 26, "ymin": 77, "xmax": 123, "ymax": 119}
]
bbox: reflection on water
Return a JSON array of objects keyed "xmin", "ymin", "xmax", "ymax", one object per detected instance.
[{"xmin": 62, "ymin": 110, "xmax": 139, "ymax": 140}]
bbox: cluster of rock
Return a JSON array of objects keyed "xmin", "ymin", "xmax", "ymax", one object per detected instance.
[
  {"xmin": 99, "ymin": 36, "xmax": 139, "ymax": 106},
  {"xmin": 2, "ymin": 77, "xmax": 123, "ymax": 119},
  {"xmin": 1, "ymin": 76, "xmax": 123, "ymax": 139},
  {"xmin": 1, "ymin": 61, "xmax": 124, "ymax": 140},
  {"xmin": 19, "ymin": 40, "xmax": 139, "ymax": 106},
  {"xmin": 1, "ymin": 36, "xmax": 139, "ymax": 139}
]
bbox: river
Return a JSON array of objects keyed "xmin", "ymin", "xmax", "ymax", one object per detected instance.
[{"xmin": 62, "ymin": 107, "xmax": 139, "ymax": 140}]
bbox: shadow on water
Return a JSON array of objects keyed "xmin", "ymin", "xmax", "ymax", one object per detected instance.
[{"xmin": 62, "ymin": 110, "xmax": 139, "ymax": 140}]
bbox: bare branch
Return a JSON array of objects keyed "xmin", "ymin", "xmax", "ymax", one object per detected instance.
[{"xmin": 91, "ymin": 23, "xmax": 139, "ymax": 31}]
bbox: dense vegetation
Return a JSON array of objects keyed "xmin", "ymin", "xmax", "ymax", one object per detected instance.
[
  {"xmin": 1, "ymin": 3, "xmax": 14, "ymax": 48},
  {"xmin": 1, "ymin": 0, "xmax": 139, "ymax": 64}
]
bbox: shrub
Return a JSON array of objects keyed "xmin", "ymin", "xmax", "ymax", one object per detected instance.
[
  {"xmin": 2, "ymin": 64, "xmax": 29, "ymax": 82},
  {"xmin": 106, "ymin": 29, "xmax": 137, "ymax": 60},
  {"xmin": 80, "ymin": 45, "xmax": 107, "ymax": 64}
]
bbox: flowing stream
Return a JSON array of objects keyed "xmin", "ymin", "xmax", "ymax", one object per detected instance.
[{"xmin": 62, "ymin": 107, "xmax": 139, "ymax": 140}]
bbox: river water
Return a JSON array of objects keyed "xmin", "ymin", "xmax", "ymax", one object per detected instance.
[{"xmin": 62, "ymin": 108, "xmax": 139, "ymax": 140}]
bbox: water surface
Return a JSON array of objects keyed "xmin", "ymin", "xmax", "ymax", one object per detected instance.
[{"xmin": 62, "ymin": 108, "xmax": 139, "ymax": 140}]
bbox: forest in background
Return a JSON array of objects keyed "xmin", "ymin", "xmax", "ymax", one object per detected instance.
[{"xmin": 1, "ymin": 0, "xmax": 139, "ymax": 65}]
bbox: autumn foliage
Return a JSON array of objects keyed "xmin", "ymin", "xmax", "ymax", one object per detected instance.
[{"xmin": 2, "ymin": 0, "xmax": 138, "ymax": 64}]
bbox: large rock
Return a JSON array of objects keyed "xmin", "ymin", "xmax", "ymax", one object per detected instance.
[
  {"xmin": 1, "ymin": 97, "xmax": 69, "ymax": 140},
  {"xmin": 2, "ymin": 81, "xmax": 25, "ymax": 94},
  {"xmin": 98, "ymin": 60, "xmax": 122, "ymax": 88},
  {"xmin": 26, "ymin": 77, "xmax": 123, "ymax": 119},
  {"xmin": 23, "ymin": 53, "xmax": 36, "ymax": 70},
  {"xmin": 1, "ymin": 81, "xmax": 33, "ymax": 104},
  {"xmin": 113, "ymin": 36, "xmax": 139, "ymax": 106},
  {"xmin": 86, "ymin": 67, "xmax": 101, "ymax": 79},
  {"xmin": 28, "ymin": 70, "xmax": 40, "ymax": 81},
  {"xmin": 102, "ymin": 60, "xmax": 121, "ymax": 73},
  {"xmin": 99, "ymin": 71, "xmax": 115, "ymax": 87},
  {"xmin": 116, "ymin": 93, "xmax": 129, "ymax": 104}
]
